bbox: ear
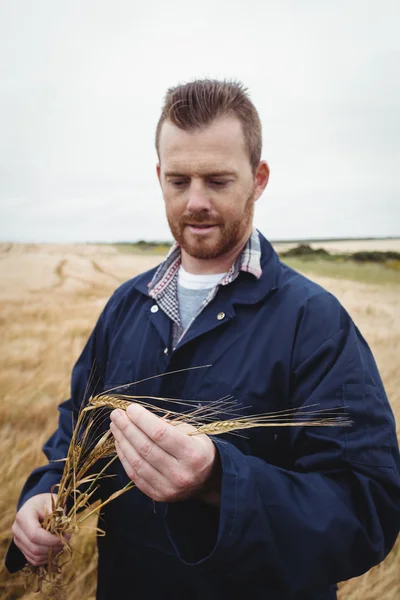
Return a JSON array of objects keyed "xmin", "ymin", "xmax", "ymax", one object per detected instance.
[
  {"xmin": 253, "ymin": 161, "xmax": 269, "ymax": 202},
  {"xmin": 156, "ymin": 163, "xmax": 161, "ymax": 185}
]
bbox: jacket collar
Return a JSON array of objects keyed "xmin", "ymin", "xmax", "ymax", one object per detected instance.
[
  {"xmin": 132, "ymin": 229, "xmax": 280, "ymax": 306},
  {"xmin": 148, "ymin": 227, "xmax": 262, "ymax": 299}
]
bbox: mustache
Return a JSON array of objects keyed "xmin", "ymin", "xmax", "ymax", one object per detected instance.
[{"xmin": 180, "ymin": 214, "xmax": 222, "ymax": 226}]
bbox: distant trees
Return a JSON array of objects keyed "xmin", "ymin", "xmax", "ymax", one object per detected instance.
[{"xmin": 279, "ymin": 244, "xmax": 400, "ymax": 264}]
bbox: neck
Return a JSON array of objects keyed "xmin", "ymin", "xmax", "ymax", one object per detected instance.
[{"xmin": 180, "ymin": 228, "xmax": 252, "ymax": 275}]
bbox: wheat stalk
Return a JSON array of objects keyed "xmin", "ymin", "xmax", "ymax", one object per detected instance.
[
  {"xmin": 24, "ymin": 377, "xmax": 351, "ymax": 595},
  {"xmin": 88, "ymin": 395, "xmax": 131, "ymax": 411},
  {"xmin": 87, "ymin": 393, "xmax": 352, "ymax": 430}
]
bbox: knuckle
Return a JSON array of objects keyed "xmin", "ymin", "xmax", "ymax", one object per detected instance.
[
  {"xmin": 152, "ymin": 425, "xmax": 167, "ymax": 443},
  {"xmin": 184, "ymin": 445, "xmax": 196, "ymax": 463},
  {"xmin": 125, "ymin": 455, "xmax": 143, "ymax": 479},
  {"xmin": 120, "ymin": 420, "xmax": 130, "ymax": 435},
  {"xmin": 31, "ymin": 546, "xmax": 44, "ymax": 558},
  {"xmin": 139, "ymin": 440, "xmax": 153, "ymax": 457},
  {"xmin": 191, "ymin": 452, "xmax": 204, "ymax": 470},
  {"xmin": 30, "ymin": 532, "xmax": 42, "ymax": 545},
  {"xmin": 131, "ymin": 457, "xmax": 143, "ymax": 473},
  {"xmin": 173, "ymin": 470, "xmax": 191, "ymax": 490},
  {"xmin": 164, "ymin": 487, "xmax": 182, "ymax": 502}
]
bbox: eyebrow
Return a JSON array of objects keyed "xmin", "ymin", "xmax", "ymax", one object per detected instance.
[{"xmin": 164, "ymin": 170, "xmax": 237, "ymax": 178}]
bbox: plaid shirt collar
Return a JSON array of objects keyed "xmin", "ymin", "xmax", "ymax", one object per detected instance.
[{"xmin": 148, "ymin": 228, "xmax": 262, "ymax": 300}]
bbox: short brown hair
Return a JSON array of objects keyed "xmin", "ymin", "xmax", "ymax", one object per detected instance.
[{"xmin": 155, "ymin": 79, "xmax": 262, "ymax": 173}]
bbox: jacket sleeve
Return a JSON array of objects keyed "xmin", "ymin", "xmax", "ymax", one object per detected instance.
[
  {"xmin": 5, "ymin": 296, "xmax": 114, "ymax": 573},
  {"xmin": 165, "ymin": 291, "xmax": 400, "ymax": 593}
]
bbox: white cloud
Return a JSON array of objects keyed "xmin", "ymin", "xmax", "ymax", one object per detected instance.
[{"xmin": 0, "ymin": 0, "xmax": 399, "ymax": 241}]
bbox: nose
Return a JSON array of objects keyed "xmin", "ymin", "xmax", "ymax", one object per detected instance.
[{"xmin": 186, "ymin": 180, "xmax": 212, "ymax": 213}]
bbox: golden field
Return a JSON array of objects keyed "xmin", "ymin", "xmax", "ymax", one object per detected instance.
[{"xmin": 0, "ymin": 240, "xmax": 399, "ymax": 599}]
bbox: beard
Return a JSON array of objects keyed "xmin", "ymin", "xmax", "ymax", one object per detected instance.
[{"xmin": 166, "ymin": 189, "xmax": 255, "ymax": 260}]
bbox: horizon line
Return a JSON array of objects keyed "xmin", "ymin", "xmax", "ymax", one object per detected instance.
[{"xmin": 1, "ymin": 235, "xmax": 400, "ymax": 245}]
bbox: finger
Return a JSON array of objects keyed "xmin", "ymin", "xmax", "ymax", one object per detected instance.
[
  {"xmin": 114, "ymin": 440, "xmax": 174, "ymax": 502},
  {"xmin": 110, "ymin": 418, "xmax": 175, "ymax": 473},
  {"xmin": 112, "ymin": 405, "xmax": 192, "ymax": 460},
  {"xmin": 16, "ymin": 511, "xmax": 64, "ymax": 548},
  {"xmin": 23, "ymin": 545, "xmax": 62, "ymax": 567},
  {"xmin": 14, "ymin": 536, "xmax": 48, "ymax": 564},
  {"xmin": 14, "ymin": 533, "xmax": 59, "ymax": 566},
  {"xmin": 174, "ymin": 421, "xmax": 199, "ymax": 435},
  {"xmin": 114, "ymin": 436, "xmax": 173, "ymax": 494},
  {"xmin": 23, "ymin": 549, "xmax": 48, "ymax": 566},
  {"xmin": 13, "ymin": 521, "xmax": 63, "ymax": 557},
  {"xmin": 114, "ymin": 434, "xmax": 168, "ymax": 485}
]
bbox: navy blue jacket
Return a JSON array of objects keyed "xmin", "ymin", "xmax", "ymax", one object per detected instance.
[{"xmin": 6, "ymin": 233, "xmax": 400, "ymax": 599}]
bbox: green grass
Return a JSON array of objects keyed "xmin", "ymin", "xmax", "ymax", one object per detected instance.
[
  {"xmin": 112, "ymin": 242, "xmax": 400, "ymax": 285},
  {"xmin": 283, "ymin": 257, "xmax": 400, "ymax": 285}
]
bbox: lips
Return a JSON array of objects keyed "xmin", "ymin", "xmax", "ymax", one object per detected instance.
[{"xmin": 185, "ymin": 224, "xmax": 218, "ymax": 235}]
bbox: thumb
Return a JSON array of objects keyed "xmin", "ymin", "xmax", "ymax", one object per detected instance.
[
  {"xmin": 173, "ymin": 421, "xmax": 198, "ymax": 435},
  {"xmin": 35, "ymin": 494, "xmax": 58, "ymax": 522}
]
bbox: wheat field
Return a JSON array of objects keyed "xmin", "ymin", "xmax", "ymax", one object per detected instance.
[{"xmin": 0, "ymin": 241, "xmax": 399, "ymax": 599}]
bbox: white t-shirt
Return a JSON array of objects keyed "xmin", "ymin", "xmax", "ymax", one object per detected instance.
[{"xmin": 177, "ymin": 265, "xmax": 227, "ymax": 330}]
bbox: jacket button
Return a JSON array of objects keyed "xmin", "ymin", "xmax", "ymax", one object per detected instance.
[
  {"xmin": 164, "ymin": 347, "xmax": 168, "ymax": 355},
  {"xmin": 150, "ymin": 305, "xmax": 159, "ymax": 313},
  {"xmin": 217, "ymin": 312, "xmax": 225, "ymax": 320}
]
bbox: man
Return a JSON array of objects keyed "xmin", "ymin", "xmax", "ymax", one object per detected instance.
[{"xmin": 6, "ymin": 80, "xmax": 400, "ymax": 599}]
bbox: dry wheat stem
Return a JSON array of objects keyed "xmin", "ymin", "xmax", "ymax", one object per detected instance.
[
  {"xmin": 194, "ymin": 418, "xmax": 351, "ymax": 435},
  {"xmin": 24, "ymin": 377, "xmax": 351, "ymax": 595},
  {"xmin": 86, "ymin": 394, "xmax": 246, "ymax": 428},
  {"xmin": 87, "ymin": 393, "xmax": 351, "ymax": 429},
  {"xmin": 101, "ymin": 364, "xmax": 212, "ymax": 396}
]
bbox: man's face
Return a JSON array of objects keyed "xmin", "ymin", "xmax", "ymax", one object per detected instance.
[{"xmin": 157, "ymin": 116, "xmax": 268, "ymax": 263}]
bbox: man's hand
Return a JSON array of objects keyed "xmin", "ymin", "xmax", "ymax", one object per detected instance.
[
  {"xmin": 12, "ymin": 493, "xmax": 64, "ymax": 566},
  {"xmin": 110, "ymin": 404, "xmax": 221, "ymax": 504}
]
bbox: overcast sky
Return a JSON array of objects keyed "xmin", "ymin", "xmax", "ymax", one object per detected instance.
[{"xmin": 0, "ymin": 0, "xmax": 399, "ymax": 242}]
